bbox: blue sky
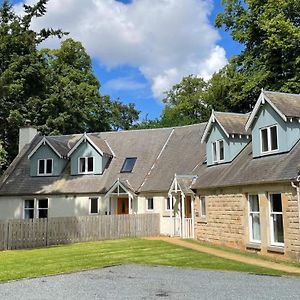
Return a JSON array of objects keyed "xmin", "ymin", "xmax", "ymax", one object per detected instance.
[{"xmin": 8, "ymin": 0, "xmax": 243, "ymax": 121}]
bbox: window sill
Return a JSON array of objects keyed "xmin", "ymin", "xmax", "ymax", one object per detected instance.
[
  {"xmin": 267, "ymin": 245, "xmax": 284, "ymax": 254},
  {"xmin": 198, "ymin": 217, "xmax": 207, "ymax": 224},
  {"xmin": 246, "ymin": 242, "xmax": 261, "ymax": 251}
]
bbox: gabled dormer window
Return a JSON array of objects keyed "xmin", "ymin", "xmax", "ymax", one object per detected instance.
[
  {"xmin": 260, "ymin": 125, "xmax": 278, "ymax": 154},
  {"xmin": 38, "ymin": 159, "xmax": 53, "ymax": 176},
  {"xmin": 78, "ymin": 157, "xmax": 94, "ymax": 174},
  {"xmin": 212, "ymin": 140, "xmax": 224, "ymax": 163}
]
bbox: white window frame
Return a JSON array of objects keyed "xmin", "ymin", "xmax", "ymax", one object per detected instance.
[
  {"xmin": 260, "ymin": 124, "xmax": 279, "ymax": 154},
  {"xmin": 212, "ymin": 139, "xmax": 225, "ymax": 163},
  {"xmin": 165, "ymin": 197, "xmax": 174, "ymax": 211},
  {"xmin": 248, "ymin": 194, "xmax": 261, "ymax": 243},
  {"xmin": 24, "ymin": 199, "xmax": 35, "ymax": 219},
  {"xmin": 37, "ymin": 159, "xmax": 53, "ymax": 176},
  {"xmin": 37, "ymin": 199, "xmax": 49, "ymax": 219},
  {"xmin": 78, "ymin": 156, "xmax": 95, "ymax": 174},
  {"xmin": 200, "ymin": 196, "xmax": 206, "ymax": 218},
  {"xmin": 23, "ymin": 198, "xmax": 49, "ymax": 219},
  {"xmin": 89, "ymin": 197, "xmax": 99, "ymax": 215},
  {"xmin": 268, "ymin": 193, "xmax": 284, "ymax": 247},
  {"xmin": 146, "ymin": 197, "xmax": 154, "ymax": 211}
]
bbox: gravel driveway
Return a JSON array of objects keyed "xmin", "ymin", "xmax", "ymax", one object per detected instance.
[{"xmin": 0, "ymin": 265, "xmax": 300, "ymax": 300}]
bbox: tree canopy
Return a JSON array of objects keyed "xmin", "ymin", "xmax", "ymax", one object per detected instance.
[
  {"xmin": 137, "ymin": 0, "xmax": 300, "ymax": 129},
  {"xmin": 0, "ymin": 0, "xmax": 139, "ymax": 172}
]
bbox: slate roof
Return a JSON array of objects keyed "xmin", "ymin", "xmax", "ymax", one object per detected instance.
[
  {"xmin": 264, "ymin": 90, "xmax": 300, "ymax": 118},
  {"xmin": 192, "ymin": 140, "xmax": 300, "ymax": 190},
  {"xmin": 214, "ymin": 112, "xmax": 250, "ymax": 135},
  {"xmin": 0, "ymin": 124, "xmax": 206, "ymax": 196}
]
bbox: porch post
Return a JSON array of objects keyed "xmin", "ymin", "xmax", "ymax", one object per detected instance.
[
  {"xmin": 191, "ymin": 196, "xmax": 195, "ymax": 239},
  {"xmin": 181, "ymin": 193, "xmax": 185, "ymax": 238},
  {"xmin": 128, "ymin": 194, "xmax": 132, "ymax": 214},
  {"xmin": 169, "ymin": 194, "xmax": 173, "ymax": 237}
]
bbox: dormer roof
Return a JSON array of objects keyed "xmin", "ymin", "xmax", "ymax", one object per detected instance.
[
  {"xmin": 245, "ymin": 90, "xmax": 300, "ymax": 131},
  {"xmin": 67, "ymin": 133, "xmax": 113, "ymax": 158},
  {"xmin": 201, "ymin": 111, "xmax": 250, "ymax": 143}
]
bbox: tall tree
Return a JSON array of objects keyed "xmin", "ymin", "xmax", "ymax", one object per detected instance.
[
  {"xmin": 216, "ymin": 0, "xmax": 300, "ymax": 111},
  {"xmin": 0, "ymin": 0, "xmax": 65, "ymax": 166}
]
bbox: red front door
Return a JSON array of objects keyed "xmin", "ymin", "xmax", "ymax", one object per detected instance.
[{"xmin": 117, "ymin": 198, "xmax": 129, "ymax": 215}]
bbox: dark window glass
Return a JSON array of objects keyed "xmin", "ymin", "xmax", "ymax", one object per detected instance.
[
  {"xmin": 25, "ymin": 209, "xmax": 34, "ymax": 219},
  {"xmin": 261, "ymin": 128, "xmax": 268, "ymax": 152},
  {"xmin": 219, "ymin": 140, "xmax": 224, "ymax": 160},
  {"xmin": 271, "ymin": 194, "xmax": 282, "ymax": 212},
  {"xmin": 46, "ymin": 159, "xmax": 52, "ymax": 174},
  {"xmin": 270, "ymin": 126, "xmax": 278, "ymax": 150},
  {"xmin": 87, "ymin": 157, "xmax": 94, "ymax": 172},
  {"xmin": 25, "ymin": 199, "xmax": 34, "ymax": 209},
  {"xmin": 212, "ymin": 142, "xmax": 217, "ymax": 161},
  {"xmin": 38, "ymin": 199, "xmax": 48, "ymax": 218},
  {"xmin": 39, "ymin": 160, "xmax": 45, "ymax": 174},
  {"xmin": 147, "ymin": 198, "xmax": 154, "ymax": 210},
  {"xmin": 121, "ymin": 157, "xmax": 137, "ymax": 173},
  {"xmin": 79, "ymin": 158, "xmax": 86, "ymax": 173},
  {"xmin": 90, "ymin": 198, "xmax": 98, "ymax": 214}
]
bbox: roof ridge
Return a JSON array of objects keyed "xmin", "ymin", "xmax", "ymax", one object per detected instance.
[
  {"xmin": 264, "ymin": 90, "xmax": 300, "ymax": 97},
  {"xmin": 214, "ymin": 111, "xmax": 248, "ymax": 116}
]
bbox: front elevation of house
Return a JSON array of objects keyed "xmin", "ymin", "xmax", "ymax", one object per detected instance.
[{"xmin": 1, "ymin": 89, "xmax": 300, "ymax": 261}]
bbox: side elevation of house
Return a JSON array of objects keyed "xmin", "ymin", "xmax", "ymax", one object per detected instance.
[{"xmin": 193, "ymin": 90, "xmax": 300, "ymax": 260}]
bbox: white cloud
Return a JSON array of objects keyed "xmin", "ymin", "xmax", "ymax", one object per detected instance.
[
  {"xmin": 15, "ymin": 0, "xmax": 227, "ymax": 99},
  {"xmin": 104, "ymin": 76, "xmax": 146, "ymax": 91}
]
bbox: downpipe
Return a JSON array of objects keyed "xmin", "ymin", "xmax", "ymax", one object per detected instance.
[{"xmin": 291, "ymin": 175, "xmax": 300, "ymax": 257}]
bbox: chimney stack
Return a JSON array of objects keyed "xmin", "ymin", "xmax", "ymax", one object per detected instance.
[{"xmin": 19, "ymin": 120, "xmax": 38, "ymax": 153}]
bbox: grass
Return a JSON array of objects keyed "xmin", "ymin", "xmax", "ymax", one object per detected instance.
[
  {"xmin": 184, "ymin": 239, "xmax": 300, "ymax": 269},
  {"xmin": 0, "ymin": 238, "xmax": 292, "ymax": 282}
]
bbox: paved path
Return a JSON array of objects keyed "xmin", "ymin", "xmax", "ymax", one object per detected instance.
[
  {"xmin": 146, "ymin": 237, "xmax": 300, "ymax": 275},
  {"xmin": 1, "ymin": 265, "xmax": 300, "ymax": 300}
]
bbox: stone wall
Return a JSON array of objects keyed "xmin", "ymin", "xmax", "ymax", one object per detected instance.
[{"xmin": 195, "ymin": 183, "xmax": 300, "ymax": 261}]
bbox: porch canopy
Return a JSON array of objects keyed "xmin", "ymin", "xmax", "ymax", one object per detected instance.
[
  {"xmin": 105, "ymin": 178, "xmax": 136, "ymax": 214},
  {"xmin": 168, "ymin": 174, "xmax": 197, "ymax": 238}
]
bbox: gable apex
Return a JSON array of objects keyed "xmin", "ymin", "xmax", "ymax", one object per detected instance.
[{"xmin": 28, "ymin": 136, "xmax": 63, "ymax": 159}]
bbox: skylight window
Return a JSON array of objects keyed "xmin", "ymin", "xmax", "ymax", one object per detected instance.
[{"xmin": 121, "ymin": 157, "xmax": 137, "ymax": 173}]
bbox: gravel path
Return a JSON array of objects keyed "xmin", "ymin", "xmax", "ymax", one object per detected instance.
[{"xmin": 1, "ymin": 265, "xmax": 300, "ymax": 300}]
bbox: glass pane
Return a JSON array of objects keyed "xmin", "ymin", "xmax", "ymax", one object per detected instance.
[
  {"xmin": 25, "ymin": 209, "xmax": 34, "ymax": 219},
  {"xmin": 213, "ymin": 142, "xmax": 217, "ymax": 161},
  {"xmin": 38, "ymin": 209, "xmax": 48, "ymax": 218},
  {"xmin": 25, "ymin": 199, "xmax": 34, "ymax": 209},
  {"xmin": 261, "ymin": 128, "xmax": 268, "ymax": 152},
  {"xmin": 251, "ymin": 213, "xmax": 261, "ymax": 241},
  {"xmin": 201, "ymin": 197, "xmax": 206, "ymax": 216},
  {"xmin": 148, "ymin": 198, "xmax": 154, "ymax": 210},
  {"xmin": 39, "ymin": 160, "xmax": 45, "ymax": 174},
  {"xmin": 79, "ymin": 158, "xmax": 85, "ymax": 173},
  {"xmin": 46, "ymin": 159, "xmax": 52, "ymax": 174},
  {"xmin": 87, "ymin": 157, "xmax": 94, "ymax": 172},
  {"xmin": 90, "ymin": 198, "xmax": 98, "ymax": 213},
  {"xmin": 270, "ymin": 126, "xmax": 278, "ymax": 150},
  {"xmin": 273, "ymin": 214, "xmax": 284, "ymax": 243},
  {"xmin": 38, "ymin": 199, "xmax": 48, "ymax": 209},
  {"xmin": 166, "ymin": 197, "xmax": 170, "ymax": 210},
  {"xmin": 219, "ymin": 140, "xmax": 224, "ymax": 160},
  {"xmin": 249, "ymin": 195, "xmax": 259, "ymax": 212},
  {"xmin": 271, "ymin": 194, "xmax": 282, "ymax": 212},
  {"xmin": 121, "ymin": 157, "xmax": 137, "ymax": 172}
]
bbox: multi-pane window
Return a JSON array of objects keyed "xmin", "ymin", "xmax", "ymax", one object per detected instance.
[
  {"xmin": 260, "ymin": 125, "xmax": 278, "ymax": 153},
  {"xmin": 79, "ymin": 157, "xmax": 94, "ymax": 174},
  {"xmin": 24, "ymin": 199, "xmax": 48, "ymax": 219},
  {"xmin": 38, "ymin": 199, "xmax": 48, "ymax": 218},
  {"xmin": 38, "ymin": 159, "xmax": 53, "ymax": 175},
  {"xmin": 249, "ymin": 195, "xmax": 261, "ymax": 243},
  {"xmin": 147, "ymin": 198, "xmax": 154, "ymax": 210},
  {"xmin": 166, "ymin": 197, "xmax": 174, "ymax": 211},
  {"xmin": 212, "ymin": 140, "xmax": 224, "ymax": 162},
  {"xmin": 90, "ymin": 198, "xmax": 98, "ymax": 214},
  {"xmin": 200, "ymin": 196, "xmax": 206, "ymax": 217},
  {"xmin": 24, "ymin": 199, "xmax": 34, "ymax": 219},
  {"xmin": 269, "ymin": 193, "xmax": 284, "ymax": 246}
]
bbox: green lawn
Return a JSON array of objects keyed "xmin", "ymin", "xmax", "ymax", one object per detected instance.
[{"xmin": 0, "ymin": 238, "xmax": 290, "ymax": 282}]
